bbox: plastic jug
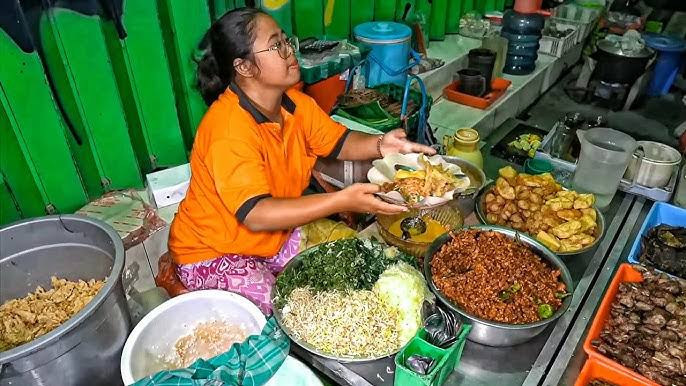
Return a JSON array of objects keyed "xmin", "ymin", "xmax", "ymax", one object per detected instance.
[
  {"xmin": 443, "ymin": 128, "xmax": 483, "ymax": 170},
  {"xmin": 354, "ymin": 22, "xmax": 417, "ymax": 87},
  {"xmin": 572, "ymin": 128, "xmax": 637, "ymax": 210}
]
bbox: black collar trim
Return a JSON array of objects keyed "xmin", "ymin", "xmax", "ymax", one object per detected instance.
[{"xmin": 229, "ymin": 83, "xmax": 296, "ymax": 124}]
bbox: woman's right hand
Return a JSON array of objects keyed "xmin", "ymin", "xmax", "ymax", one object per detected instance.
[{"xmin": 335, "ymin": 183, "xmax": 408, "ymax": 215}]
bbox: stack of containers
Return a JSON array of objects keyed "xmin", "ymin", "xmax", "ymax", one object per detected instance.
[{"xmin": 500, "ymin": 0, "xmax": 545, "ymax": 75}]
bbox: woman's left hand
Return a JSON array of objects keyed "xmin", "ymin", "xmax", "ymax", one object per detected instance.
[{"xmin": 379, "ymin": 129, "xmax": 437, "ymax": 157}]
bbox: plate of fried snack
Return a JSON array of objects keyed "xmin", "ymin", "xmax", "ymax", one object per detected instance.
[
  {"xmin": 367, "ymin": 153, "xmax": 471, "ymax": 208},
  {"xmin": 476, "ymin": 166, "xmax": 605, "ymax": 255}
]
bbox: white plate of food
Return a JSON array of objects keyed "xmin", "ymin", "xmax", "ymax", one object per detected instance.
[{"xmin": 367, "ymin": 153, "xmax": 471, "ymax": 208}]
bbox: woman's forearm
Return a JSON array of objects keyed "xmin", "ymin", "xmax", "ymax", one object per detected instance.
[
  {"xmin": 336, "ymin": 131, "xmax": 381, "ymax": 161},
  {"xmin": 243, "ymin": 192, "xmax": 344, "ymax": 232}
]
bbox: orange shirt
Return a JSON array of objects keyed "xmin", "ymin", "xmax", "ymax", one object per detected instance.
[{"xmin": 169, "ymin": 84, "xmax": 349, "ymax": 265}]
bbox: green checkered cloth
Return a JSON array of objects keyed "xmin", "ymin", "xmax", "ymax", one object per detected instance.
[{"xmin": 132, "ymin": 317, "xmax": 290, "ymax": 386}]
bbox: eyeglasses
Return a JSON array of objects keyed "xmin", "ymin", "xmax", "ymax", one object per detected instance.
[{"xmin": 253, "ymin": 36, "xmax": 299, "ymax": 60}]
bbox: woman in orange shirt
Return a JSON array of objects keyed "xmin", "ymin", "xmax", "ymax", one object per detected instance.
[{"xmin": 168, "ymin": 8, "xmax": 434, "ymax": 313}]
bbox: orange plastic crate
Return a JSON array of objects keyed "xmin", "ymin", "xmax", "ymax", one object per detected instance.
[
  {"xmin": 582, "ymin": 264, "xmax": 660, "ymax": 386},
  {"xmin": 442, "ymin": 78, "xmax": 512, "ymax": 110},
  {"xmin": 575, "ymin": 358, "xmax": 656, "ymax": 386}
]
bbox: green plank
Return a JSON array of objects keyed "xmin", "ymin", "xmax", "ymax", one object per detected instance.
[
  {"xmin": 102, "ymin": 0, "xmax": 187, "ymax": 174},
  {"xmin": 350, "ymin": 0, "xmax": 374, "ymax": 31},
  {"xmin": 374, "ymin": 0, "xmax": 396, "ymax": 21},
  {"xmin": 445, "ymin": 0, "xmax": 464, "ymax": 33},
  {"xmin": 0, "ymin": 174, "xmax": 22, "ymax": 226},
  {"xmin": 0, "ymin": 29, "xmax": 87, "ymax": 214},
  {"xmin": 261, "ymin": 0, "xmax": 293, "ymax": 36},
  {"xmin": 0, "ymin": 90, "xmax": 46, "ymax": 218},
  {"xmin": 39, "ymin": 7, "xmax": 142, "ymax": 196},
  {"xmin": 293, "ymin": 0, "xmax": 324, "ymax": 38},
  {"xmin": 210, "ymin": 0, "xmax": 236, "ymax": 20},
  {"xmin": 157, "ymin": 0, "xmax": 211, "ymax": 150},
  {"xmin": 323, "ymin": 0, "xmax": 350, "ymax": 39},
  {"xmin": 429, "ymin": 0, "xmax": 448, "ymax": 40}
]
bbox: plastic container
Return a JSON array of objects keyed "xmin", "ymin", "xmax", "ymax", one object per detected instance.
[
  {"xmin": 524, "ymin": 158, "xmax": 553, "ymax": 174},
  {"xmin": 442, "ymin": 77, "xmax": 512, "ymax": 109},
  {"xmin": 626, "ymin": 201, "xmax": 686, "ymax": 265},
  {"xmin": 354, "ymin": 22, "xmax": 415, "ymax": 87},
  {"xmin": 481, "ymin": 33, "xmax": 508, "ymax": 77},
  {"xmin": 572, "ymin": 128, "xmax": 638, "ymax": 211},
  {"xmin": 582, "ymin": 264, "xmax": 661, "ymax": 386},
  {"xmin": 574, "ymin": 358, "xmax": 656, "ymax": 386},
  {"xmin": 643, "ymin": 33, "xmax": 686, "ymax": 97},
  {"xmin": 468, "ymin": 48, "xmax": 497, "ymax": 92},
  {"xmin": 501, "ymin": 10, "xmax": 544, "ymax": 75},
  {"xmin": 539, "ymin": 26, "xmax": 578, "ymax": 57},
  {"xmin": 394, "ymin": 324, "xmax": 471, "ymax": 386},
  {"xmin": 298, "ymin": 41, "xmax": 362, "ymax": 84},
  {"xmin": 304, "ymin": 74, "xmax": 347, "ymax": 113},
  {"xmin": 513, "ymin": 0, "xmax": 542, "ymax": 14}
]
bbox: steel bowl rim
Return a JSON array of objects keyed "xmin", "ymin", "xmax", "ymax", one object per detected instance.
[
  {"xmin": 423, "ymin": 225, "xmax": 574, "ymax": 330},
  {"xmin": 0, "ymin": 215, "xmax": 125, "ymax": 364},
  {"xmin": 270, "ymin": 241, "xmax": 401, "ymax": 363},
  {"xmin": 474, "ymin": 181, "xmax": 606, "ymax": 256}
]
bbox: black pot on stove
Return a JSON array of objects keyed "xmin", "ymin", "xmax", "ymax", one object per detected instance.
[{"xmin": 593, "ymin": 39, "xmax": 654, "ymax": 85}]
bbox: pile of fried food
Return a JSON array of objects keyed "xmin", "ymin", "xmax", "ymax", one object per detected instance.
[
  {"xmin": 0, "ymin": 277, "xmax": 104, "ymax": 352},
  {"xmin": 484, "ymin": 166, "xmax": 598, "ymax": 253},
  {"xmin": 382, "ymin": 157, "xmax": 466, "ymax": 205},
  {"xmin": 592, "ymin": 266, "xmax": 686, "ymax": 386}
]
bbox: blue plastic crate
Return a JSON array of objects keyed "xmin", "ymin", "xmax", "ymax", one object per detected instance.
[{"xmin": 627, "ymin": 201, "xmax": 686, "ymax": 264}]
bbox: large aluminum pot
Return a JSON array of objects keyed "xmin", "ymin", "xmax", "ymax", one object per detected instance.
[
  {"xmin": 424, "ymin": 226, "xmax": 574, "ymax": 347},
  {"xmin": 625, "ymin": 141, "xmax": 682, "ymax": 188},
  {"xmin": 0, "ymin": 215, "xmax": 130, "ymax": 386}
]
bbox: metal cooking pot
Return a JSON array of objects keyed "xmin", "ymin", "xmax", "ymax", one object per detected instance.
[
  {"xmin": 424, "ymin": 226, "xmax": 574, "ymax": 347},
  {"xmin": 0, "ymin": 216, "xmax": 130, "ymax": 386},
  {"xmin": 624, "ymin": 141, "xmax": 682, "ymax": 188},
  {"xmin": 594, "ymin": 39, "xmax": 654, "ymax": 85}
]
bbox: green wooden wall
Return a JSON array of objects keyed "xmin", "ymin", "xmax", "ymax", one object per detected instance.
[{"xmin": 0, "ymin": 0, "xmax": 505, "ymax": 226}]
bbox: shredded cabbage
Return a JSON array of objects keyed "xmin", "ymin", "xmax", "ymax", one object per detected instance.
[{"xmin": 372, "ymin": 262, "xmax": 434, "ymax": 345}]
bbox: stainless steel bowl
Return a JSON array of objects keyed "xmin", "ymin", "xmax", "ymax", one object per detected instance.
[
  {"xmin": 624, "ymin": 141, "xmax": 681, "ymax": 188},
  {"xmin": 441, "ymin": 156, "xmax": 487, "ymax": 217},
  {"xmin": 270, "ymin": 241, "xmax": 400, "ymax": 363},
  {"xmin": 474, "ymin": 181, "xmax": 606, "ymax": 256},
  {"xmin": 424, "ymin": 226, "xmax": 574, "ymax": 347}
]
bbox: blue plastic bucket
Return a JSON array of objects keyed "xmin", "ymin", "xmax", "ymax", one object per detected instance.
[
  {"xmin": 353, "ymin": 22, "xmax": 414, "ymax": 87},
  {"xmin": 644, "ymin": 33, "xmax": 686, "ymax": 96}
]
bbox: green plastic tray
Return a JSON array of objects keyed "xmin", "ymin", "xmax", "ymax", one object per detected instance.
[
  {"xmin": 333, "ymin": 83, "xmax": 433, "ymax": 133},
  {"xmin": 394, "ymin": 324, "xmax": 472, "ymax": 386}
]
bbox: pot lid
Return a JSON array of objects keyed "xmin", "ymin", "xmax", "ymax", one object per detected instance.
[
  {"xmin": 644, "ymin": 33, "xmax": 686, "ymax": 53},
  {"xmin": 354, "ymin": 22, "xmax": 412, "ymax": 44},
  {"xmin": 597, "ymin": 38, "xmax": 654, "ymax": 58},
  {"xmin": 455, "ymin": 128, "xmax": 480, "ymax": 144}
]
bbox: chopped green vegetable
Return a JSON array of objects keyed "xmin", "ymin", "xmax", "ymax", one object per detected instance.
[
  {"xmin": 554, "ymin": 291, "xmax": 571, "ymax": 299},
  {"xmin": 274, "ymin": 238, "xmax": 415, "ymax": 307},
  {"xmin": 538, "ymin": 303, "xmax": 554, "ymax": 319},
  {"xmin": 498, "ymin": 282, "xmax": 521, "ymax": 303}
]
